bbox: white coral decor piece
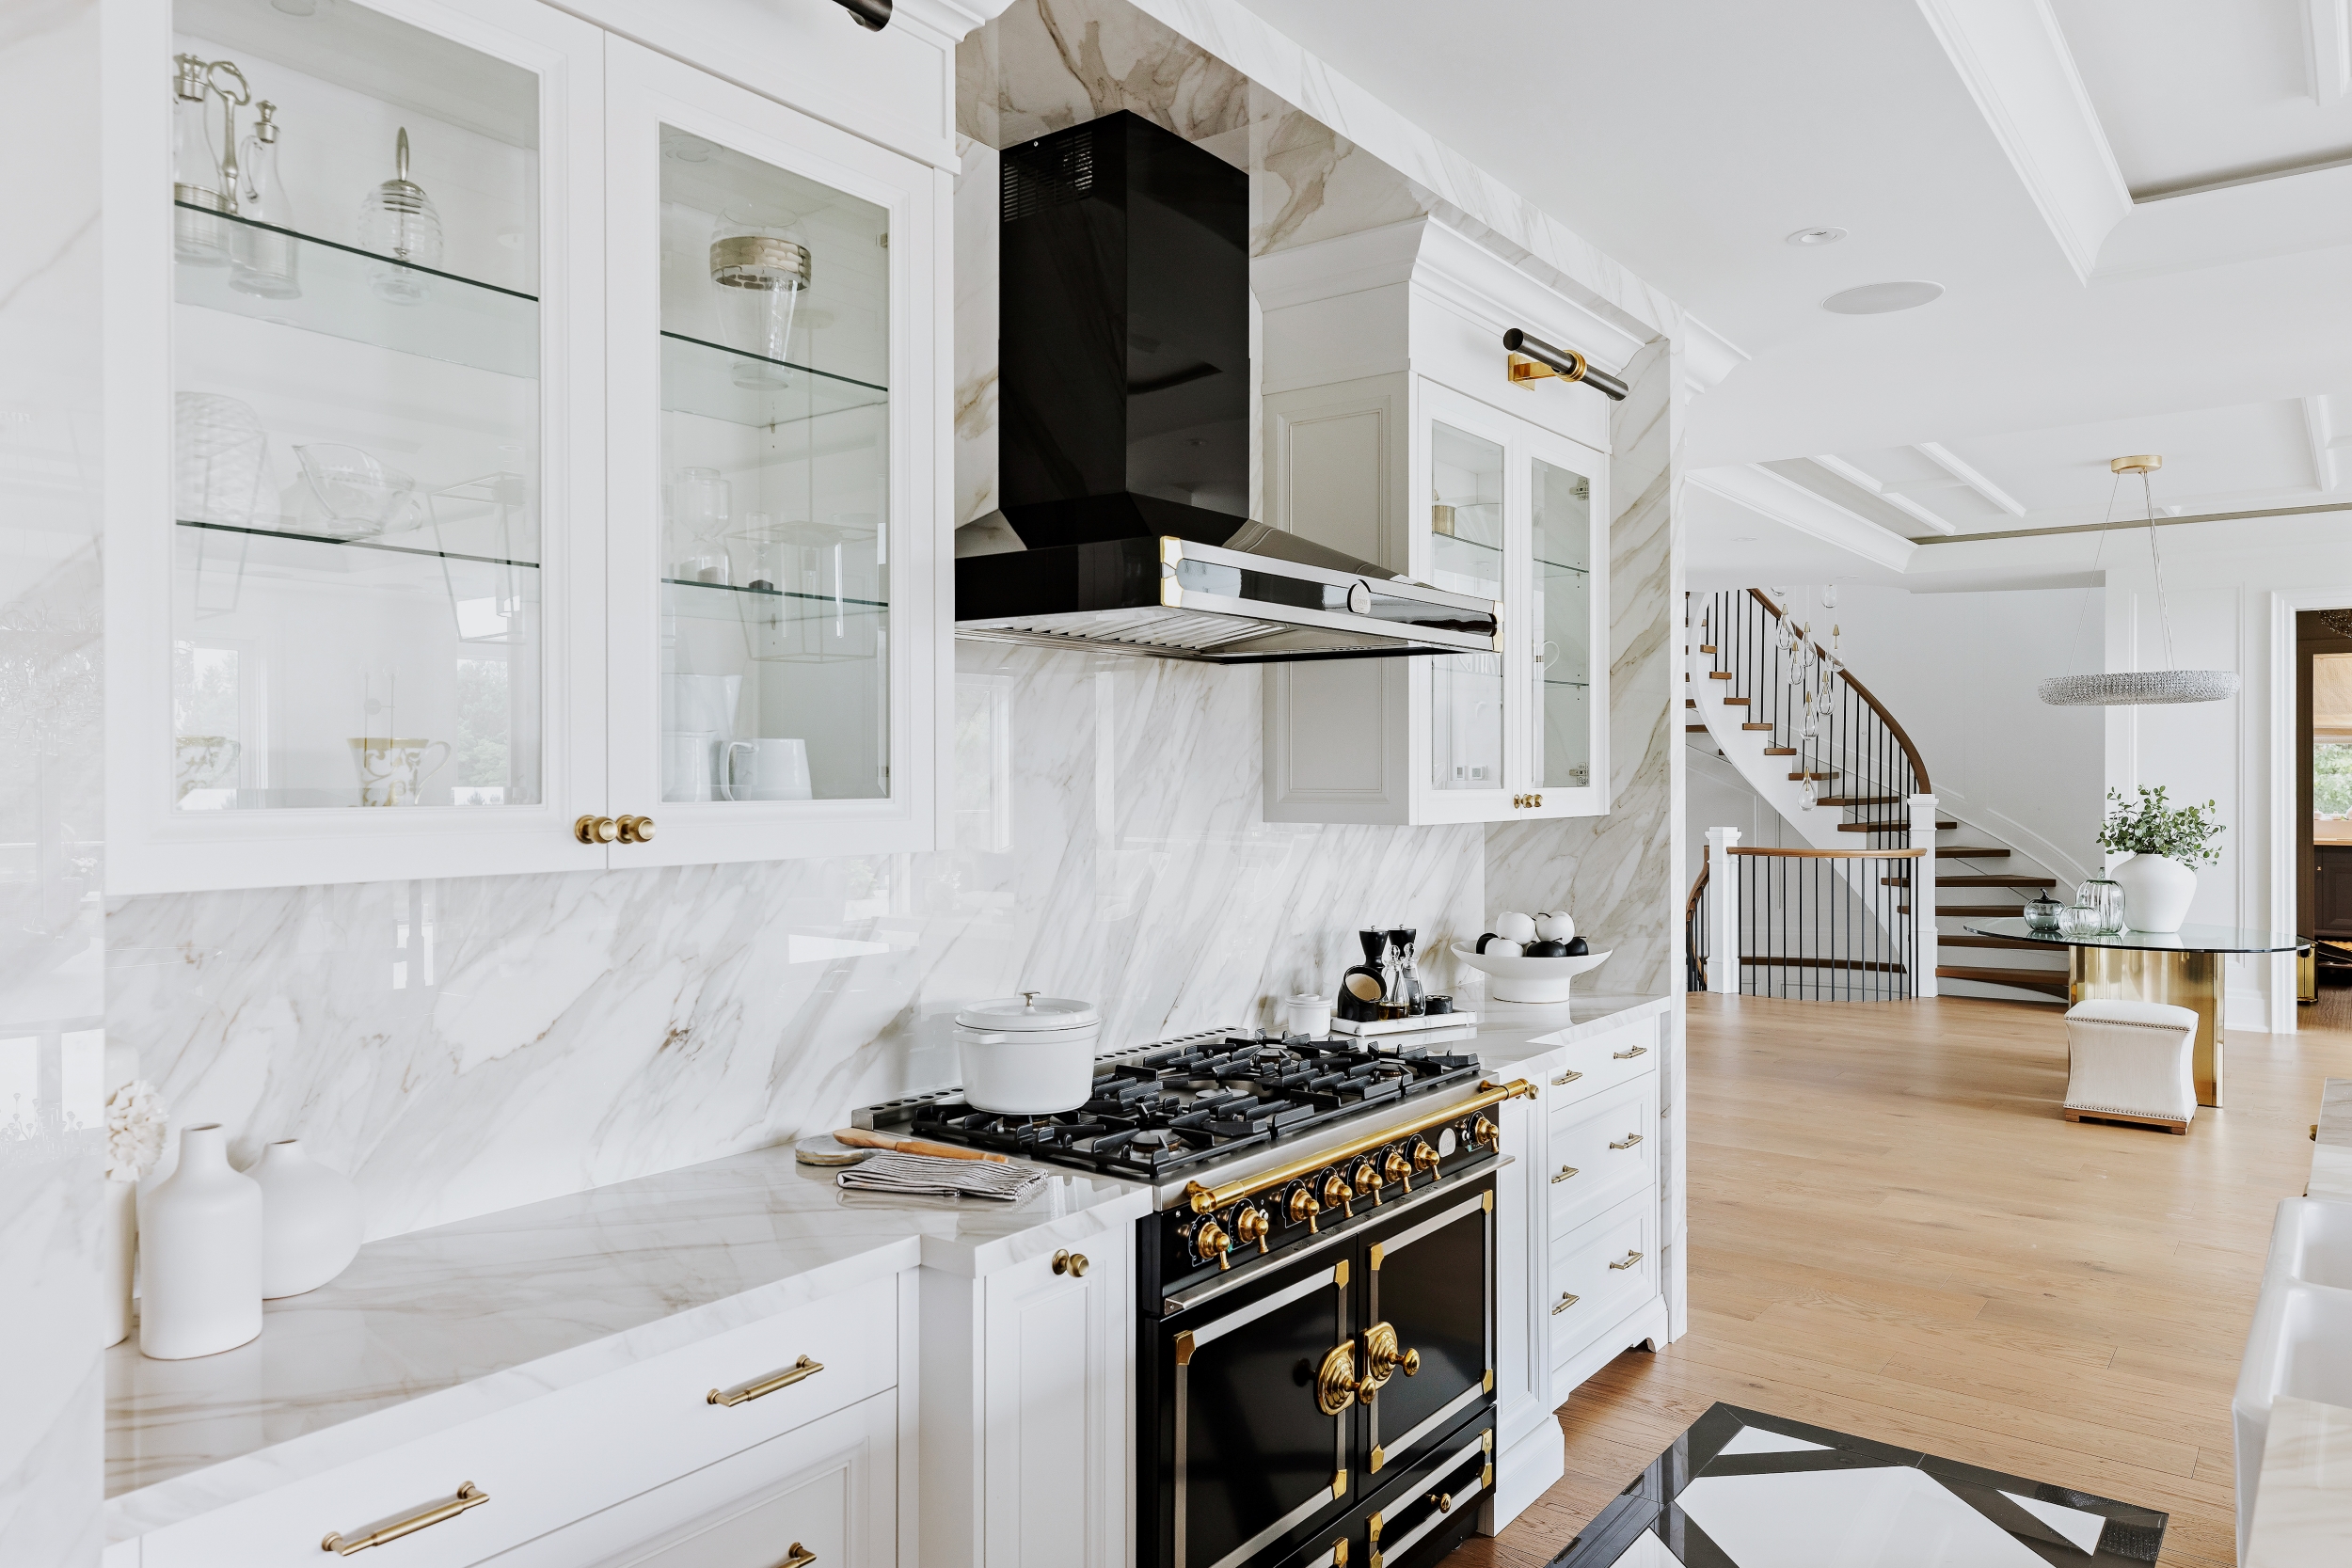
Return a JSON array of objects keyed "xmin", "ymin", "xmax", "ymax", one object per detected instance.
[{"xmin": 106, "ymin": 1080, "xmax": 168, "ymax": 1183}]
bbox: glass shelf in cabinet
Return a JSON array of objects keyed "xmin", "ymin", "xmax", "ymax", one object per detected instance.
[
  {"xmin": 660, "ymin": 333, "xmax": 888, "ymax": 428},
  {"xmin": 175, "ymin": 517, "xmax": 540, "ymax": 571},
  {"xmin": 661, "ymin": 576, "xmax": 886, "ymax": 620},
  {"xmin": 175, "ymin": 204, "xmax": 537, "ymax": 380},
  {"xmin": 1432, "ymin": 531, "xmax": 1588, "ymax": 575},
  {"xmin": 1541, "ymin": 677, "xmax": 1592, "ymax": 689}
]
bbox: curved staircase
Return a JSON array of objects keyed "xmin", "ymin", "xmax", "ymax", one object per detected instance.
[{"xmin": 1686, "ymin": 589, "xmax": 2069, "ymax": 1003}]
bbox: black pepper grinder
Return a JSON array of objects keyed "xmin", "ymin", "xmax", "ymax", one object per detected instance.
[{"xmin": 1340, "ymin": 928, "xmax": 1390, "ymax": 1022}]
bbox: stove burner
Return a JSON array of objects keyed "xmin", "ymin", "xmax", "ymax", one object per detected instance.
[{"xmin": 873, "ymin": 1025, "xmax": 1484, "ymax": 1182}]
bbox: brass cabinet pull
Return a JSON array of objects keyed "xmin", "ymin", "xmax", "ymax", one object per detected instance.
[
  {"xmin": 615, "ymin": 814, "xmax": 657, "ymax": 844},
  {"xmin": 1612, "ymin": 1045, "xmax": 1647, "ymax": 1060},
  {"xmin": 1551, "ymin": 1291, "xmax": 1581, "ymax": 1315},
  {"xmin": 780, "ymin": 1546, "xmax": 817, "ymax": 1568},
  {"xmin": 1608, "ymin": 1250, "xmax": 1644, "ymax": 1271},
  {"xmin": 1551, "ymin": 1164, "xmax": 1580, "ymax": 1183},
  {"xmin": 1609, "ymin": 1132, "xmax": 1643, "ymax": 1150},
  {"xmin": 321, "ymin": 1481, "xmax": 488, "ymax": 1555},
  {"xmin": 1431, "ymin": 1492, "xmax": 1454, "ymax": 1514},
  {"xmin": 1053, "ymin": 1249, "xmax": 1090, "ymax": 1276},
  {"xmin": 574, "ymin": 815, "xmax": 617, "ymax": 844},
  {"xmin": 707, "ymin": 1354, "xmax": 823, "ymax": 1407},
  {"xmin": 1551, "ymin": 1069, "xmax": 1582, "ymax": 1086}
]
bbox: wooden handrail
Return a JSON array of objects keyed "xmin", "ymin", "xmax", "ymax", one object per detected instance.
[
  {"xmin": 1684, "ymin": 846, "xmax": 1709, "ymax": 920},
  {"xmin": 1746, "ymin": 588, "xmax": 1932, "ymax": 794},
  {"xmin": 1728, "ymin": 846, "xmax": 1927, "ymax": 859}
]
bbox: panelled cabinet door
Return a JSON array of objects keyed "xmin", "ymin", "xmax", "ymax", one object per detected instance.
[
  {"xmin": 982, "ymin": 1241, "xmax": 1128, "ymax": 1568},
  {"xmin": 108, "ymin": 0, "xmax": 610, "ymax": 893},
  {"xmin": 601, "ymin": 39, "xmax": 943, "ymax": 866}
]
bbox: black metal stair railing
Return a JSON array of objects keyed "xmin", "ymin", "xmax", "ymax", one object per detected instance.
[{"xmin": 1723, "ymin": 847, "xmax": 1923, "ymax": 1001}]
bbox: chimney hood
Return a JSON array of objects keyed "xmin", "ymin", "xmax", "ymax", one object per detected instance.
[{"xmin": 953, "ymin": 112, "xmax": 1501, "ymax": 664}]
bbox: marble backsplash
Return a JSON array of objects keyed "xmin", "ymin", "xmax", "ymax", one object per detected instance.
[{"xmin": 110, "ymin": 644, "xmax": 1486, "ymax": 1242}]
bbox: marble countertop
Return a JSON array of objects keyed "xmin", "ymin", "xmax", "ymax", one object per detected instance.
[
  {"xmin": 2246, "ymin": 1395, "xmax": 2352, "ymax": 1565},
  {"xmin": 107, "ymin": 1145, "xmax": 1147, "ymax": 1535},
  {"xmin": 2312, "ymin": 1078, "xmax": 2352, "ymax": 1202},
  {"xmin": 1470, "ymin": 993, "xmax": 1676, "ymax": 1069}
]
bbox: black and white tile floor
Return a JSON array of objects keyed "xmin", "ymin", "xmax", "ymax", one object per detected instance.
[{"xmin": 1548, "ymin": 1404, "xmax": 2167, "ymax": 1567}]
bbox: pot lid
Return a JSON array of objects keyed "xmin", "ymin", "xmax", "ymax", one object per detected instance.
[{"xmin": 954, "ymin": 992, "xmax": 1102, "ymax": 1032}]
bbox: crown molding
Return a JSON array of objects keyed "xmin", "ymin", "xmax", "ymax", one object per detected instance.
[{"xmin": 1687, "ymin": 464, "xmax": 1919, "ymax": 573}]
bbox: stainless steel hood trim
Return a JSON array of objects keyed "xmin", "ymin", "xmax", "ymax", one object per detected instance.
[
  {"xmin": 1158, "ymin": 585, "xmax": 1498, "ymax": 653},
  {"xmin": 1167, "ymin": 537, "xmax": 1496, "ymax": 614}
]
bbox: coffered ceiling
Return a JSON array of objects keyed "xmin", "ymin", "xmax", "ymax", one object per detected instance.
[{"xmin": 1228, "ymin": 0, "xmax": 2352, "ymax": 587}]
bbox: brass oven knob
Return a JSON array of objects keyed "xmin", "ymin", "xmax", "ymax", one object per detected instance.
[
  {"xmin": 1234, "ymin": 1205, "xmax": 1270, "ymax": 1255},
  {"xmin": 1195, "ymin": 1219, "xmax": 1232, "ymax": 1272},
  {"xmin": 1287, "ymin": 1185, "xmax": 1322, "ymax": 1234},
  {"xmin": 1322, "ymin": 1169, "xmax": 1354, "ymax": 1218},
  {"xmin": 1411, "ymin": 1138, "xmax": 1440, "ymax": 1175},
  {"xmin": 574, "ymin": 815, "xmax": 618, "ymax": 844},
  {"xmin": 1352, "ymin": 1159, "xmax": 1384, "ymax": 1206},
  {"xmin": 1382, "ymin": 1148, "xmax": 1414, "ymax": 1192},
  {"xmin": 615, "ymin": 814, "xmax": 657, "ymax": 844},
  {"xmin": 1470, "ymin": 1114, "xmax": 1499, "ymax": 1149}
]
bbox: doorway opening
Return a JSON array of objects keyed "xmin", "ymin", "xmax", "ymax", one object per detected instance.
[{"xmin": 2296, "ymin": 610, "xmax": 2352, "ymax": 1016}]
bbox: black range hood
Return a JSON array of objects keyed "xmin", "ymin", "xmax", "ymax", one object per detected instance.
[{"xmin": 953, "ymin": 111, "xmax": 1500, "ymax": 664}]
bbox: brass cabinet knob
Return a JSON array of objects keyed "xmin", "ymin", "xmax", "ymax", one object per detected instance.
[
  {"xmin": 1052, "ymin": 1249, "xmax": 1089, "ymax": 1277},
  {"xmin": 1287, "ymin": 1185, "xmax": 1322, "ymax": 1234},
  {"xmin": 1382, "ymin": 1148, "xmax": 1413, "ymax": 1191},
  {"xmin": 1195, "ymin": 1220, "xmax": 1232, "ymax": 1272},
  {"xmin": 1470, "ymin": 1115, "xmax": 1499, "ymax": 1149},
  {"xmin": 1314, "ymin": 1342, "xmax": 1360, "ymax": 1416},
  {"xmin": 1234, "ymin": 1205, "xmax": 1270, "ymax": 1254},
  {"xmin": 1410, "ymin": 1138, "xmax": 1440, "ymax": 1174},
  {"xmin": 574, "ymin": 815, "xmax": 618, "ymax": 844},
  {"xmin": 1431, "ymin": 1491, "xmax": 1453, "ymax": 1514},
  {"xmin": 1322, "ymin": 1170, "xmax": 1354, "ymax": 1218},
  {"xmin": 615, "ymin": 814, "xmax": 657, "ymax": 844}
]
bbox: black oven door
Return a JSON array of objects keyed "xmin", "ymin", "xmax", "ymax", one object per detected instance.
[
  {"xmin": 1359, "ymin": 1183, "xmax": 1492, "ymax": 1480},
  {"xmin": 1155, "ymin": 1254, "xmax": 1355, "ymax": 1568}
]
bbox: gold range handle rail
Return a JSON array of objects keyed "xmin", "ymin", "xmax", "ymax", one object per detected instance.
[
  {"xmin": 320, "ymin": 1481, "xmax": 488, "ymax": 1555},
  {"xmin": 1184, "ymin": 1079, "xmax": 1535, "ymax": 1214}
]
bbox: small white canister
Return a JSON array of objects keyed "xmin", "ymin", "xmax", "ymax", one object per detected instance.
[
  {"xmin": 953, "ymin": 992, "xmax": 1104, "ymax": 1115},
  {"xmin": 1282, "ymin": 992, "xmax": 1332, "ymax": 1037}
]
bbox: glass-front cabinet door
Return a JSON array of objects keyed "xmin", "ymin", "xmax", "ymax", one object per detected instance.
[
  {"xmin": 114, "ymin": 0, "xmax": 605, "ymax": 893},
  {"xmin": 1524, "ymin": 429, "xmax": 1604, "ymax": 815},
  {"xmin": 603, "ymin": 39, "xmax": 938, "ymax": 867}
]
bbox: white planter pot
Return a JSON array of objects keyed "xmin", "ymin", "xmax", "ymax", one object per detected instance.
[
  {"xmin": 2113, "ymin": 853, "xmax": 2199, "ymax": 933},
  {"xmin": 138, "ymin": 1123, "xmax": 263, "ymax": 1360},
  {"xmin": 250, "ymin": 1139, "xmax": 363, "ymax": 1299},
  {"xmin": 103, "ymin": 1179, "xmax": 136, "ymax": 1348}
]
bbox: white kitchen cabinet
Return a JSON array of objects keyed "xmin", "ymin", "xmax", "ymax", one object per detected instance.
[
  {"xmin": 105, "ymin": 0, "xmax": 956, "ymax": 894},
  {"xmin": 979, "ymin": 1243, "xmax": 1131, "ymax": 1568},
  {"xmin": 1258, "ymin": 216, "xmax": 1618, "ymax": 828}
]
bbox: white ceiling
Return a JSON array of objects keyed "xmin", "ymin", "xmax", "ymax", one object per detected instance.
[{"xmin": 1231, "ymin": 0, "xmax": 2352, "ymax": 589}]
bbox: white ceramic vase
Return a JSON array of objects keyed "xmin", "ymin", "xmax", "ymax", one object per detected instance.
[
  {"xmin": 103, "ymin": 1179, "xmax": 136, "ymax": 1348},
  {"xmin": 250, "ymin": 1138, "xmax": 362, "ymax": 1298},
  {"xmin": 2112, "ymin": 853, "xmax": 2198, "ymax": 933},
  {"xmin": 139, "ymin": 1123, "xmax": 263, "ymax": 1359}
]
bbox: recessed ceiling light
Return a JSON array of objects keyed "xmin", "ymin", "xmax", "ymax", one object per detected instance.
[
  {"xmin": 1786, "ymin": 228, "xmax": 1847, "ymax": 246},
  {"xmin": 1821, "ymin": 280, "xmax": 1944, "ymax": 315}
]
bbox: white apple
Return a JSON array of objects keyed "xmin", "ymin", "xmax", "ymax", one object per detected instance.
[
  {"xmin": 1534, "ymin": 911, "xmax": 1576, "ymax": 943},
  {"xmin": 1493, "ymin": 911, "xmax": 1537, "ymax": 943},
  {"xmin": 1486, "ymin": 938, "xmax": 1525, "ymax": 958}
]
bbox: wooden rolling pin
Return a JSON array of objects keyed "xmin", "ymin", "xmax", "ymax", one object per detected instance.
[{"xmin": 834, "ymin": 1127, "xmax": 1010, "ymax": 1164}]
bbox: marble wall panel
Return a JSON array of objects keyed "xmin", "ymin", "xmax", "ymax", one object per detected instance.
[
  {"xmin": 112, "ymin": 646, "xmax": 1484, "ymax": 1243},
  {"xmin": 0, "ymin": 1, "xmax": 106, "ymax": 1560},
  {"xmin": 1486, "ymin": 337, "xmax": 1680, "ymax": 996}
]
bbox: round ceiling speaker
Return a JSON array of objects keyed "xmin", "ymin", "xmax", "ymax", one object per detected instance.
[{"xmin": 1820, "ymin": 280, "xmax": 1945, "ymax": 315}]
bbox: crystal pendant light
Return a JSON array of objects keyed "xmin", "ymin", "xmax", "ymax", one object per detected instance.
[{"xmin": 2038, "ymin": 455, "xmax": 2241, "ymax": 706}]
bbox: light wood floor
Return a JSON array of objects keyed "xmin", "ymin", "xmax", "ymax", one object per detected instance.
[{"xmin": 1444, "ymin": 991, "xmax": 2352, "ymax": 1568}]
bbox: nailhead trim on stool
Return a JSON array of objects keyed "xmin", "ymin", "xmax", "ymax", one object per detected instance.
[{"xmin": 2061, "ymin": 999, "xmax": 2199, "ymax": 1133}]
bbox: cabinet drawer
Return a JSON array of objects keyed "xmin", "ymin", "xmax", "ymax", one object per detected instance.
[
  {"xmin": 1545, "ymin": 1080, "xmax": 1656, "ymax": 1238},
  {"xmin": 1538, "ymin": 1021, "xmax": 1659, "ymax": 1111},
  {"xmin": 142, "ymin": 1275, "xmax": 900, "ymax": 1567},
  {"xmin": 1544, "ymin": 1195, "xmax": 1657, "ymax": 1374}
]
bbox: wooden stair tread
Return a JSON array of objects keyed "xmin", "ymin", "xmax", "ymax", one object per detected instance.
[
  {"xmin": 1939, "ymin": 934, "xmax": 2057, "ymax": 951},
  {"xmin": 1788, "ymin": 771, "xmax": 1836, "ymax": 780},
  {"xmin": 1722, "ymin": 696, "xmax": 1750, "ymax": 705},
  {"xmin": 1686, "ymin": 724, "xmax": 1710, "ymax": 734},
  {"xmin": 1739, "ymin": 956, "xmax": 1907, "ymax": 973},
  {"xmin": 1740, "ymin": 721, "xmax": 1774, "ymax": 731},
  {"xmin": 1934, "ymin": 846, "xmax": 2010, "ymax": 858},
  {"xmin": 1936, "ymin": 903, "xmax": 2024, "ymax": 916},
  {"xmin": 1819, "ymin": 795, "xmax": 1902, "ymax": 807},
  {"xmin": 1685, "ymin": 698, "xmax": 1697, "ymax": 708},
  {"xmin": 1708, "ymin": 671, "xmax": 1735, "ymax": 680},
  {"xmin": 1699, "ymin": 644, "xmax": 1718, "ymax": 653},
  {"xmin": 1935, "ymin": 964, "xmax": 2070, "ymax": 997},
  {"xmin": 1762, "ymin": 746, "xmax": 1797, "ymax": 756},
  {"xmin": 1940, "ymin": 874, "xmax": 2057, "ymax": 887},
  {"xmin": 1836, "ymin": 820, "xmax": 1961, "ymax": 832}
]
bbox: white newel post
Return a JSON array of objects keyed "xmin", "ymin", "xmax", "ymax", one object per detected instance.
[
  {"xmin": 1908, "ymin": 794, "xmax": 1939, "ymax": 998},
  {"xmin": 1705, "ymin": 827, "xmax": 1741, "ymax": 994}
]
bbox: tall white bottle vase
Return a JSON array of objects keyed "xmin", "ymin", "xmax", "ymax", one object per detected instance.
[
  {"xmin": 103, "ymin": 1179, "xmax": 136, "ymax": 1348},
  {"xmin": 250, "ymin": 1139, "xmax": 363, "ymax": 1298},
  {"xmin": 139, "ymin": 1124, "xmax": 263, "ymax": 1360}
]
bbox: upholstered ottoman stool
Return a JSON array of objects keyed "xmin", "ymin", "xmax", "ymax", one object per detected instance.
[{"xmin": 2061, "ymin": 999, "xmax": 2200, "ymax": 1133}]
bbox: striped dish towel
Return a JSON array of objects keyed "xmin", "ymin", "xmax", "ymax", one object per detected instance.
[{"xmin": 835, "ymin": 1152, "xmax": 1047, "ymax": 1202}]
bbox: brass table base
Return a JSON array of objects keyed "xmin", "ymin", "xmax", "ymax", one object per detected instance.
[{"xmin": 2069, "ymin": 947, "xmax": 2221, "ymax": 1107}]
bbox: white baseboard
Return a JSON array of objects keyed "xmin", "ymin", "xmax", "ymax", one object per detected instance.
[{"xmin": 1483, "ymin": 1417, "xmax": 1565, "ymax": 1536}]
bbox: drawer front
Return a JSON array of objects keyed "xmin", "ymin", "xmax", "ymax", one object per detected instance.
[
  {"xmin": 1539, "ymin": 1020, "xmax": 1659, "ymax": 1112},
  {"xmin": 1545, "ymin": 1195, "xmax": 1658, "ymax": 1374},
  {"xmin": 142, "ymin": 1275, "xmax": 900, "ymax": 1568},
  {"xmin": 1545, "ymin": 1079, "xmax": 1657, "ymax": 1238},
  {"xmin": 486, "ymin": 1388, "xmax": 895, "ymax": 1568}
]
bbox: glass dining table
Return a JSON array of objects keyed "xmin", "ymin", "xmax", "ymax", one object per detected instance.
[{"xmin": 1961, "ymin": 918, "xmax": 2311, "ymax": 1107}]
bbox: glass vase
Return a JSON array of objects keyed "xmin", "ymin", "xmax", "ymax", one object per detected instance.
[
  {"xmin": 710, "ymin": 206, "xmax": 811, "ymax": 389},
  {"xmin": 2076, "ymin": 877, "xmax": 2126, "ymax": 933},
  {"xmin": 358, "ymin": 128, "xmax": 443, "ymax": 305}
]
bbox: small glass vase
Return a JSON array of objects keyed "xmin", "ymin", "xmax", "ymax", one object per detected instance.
[
  {"xmin": 710, "ymin": 206, "xmax": 811, "ymax": 389},
  {"xmin": 2076, "ymin": 877, "xmax": 2126, "ymax": 933},
  {"xmin": 2057, "ymin": 903, "xmax": 2105, "ymax": 939},
  {"xmin": 358, "ymin": 128, "xmax": 443, "ymax": 305}
]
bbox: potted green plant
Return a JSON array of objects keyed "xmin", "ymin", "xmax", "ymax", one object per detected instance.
[{"xmin": 2095, "ymin": 785, "xmax": 2224, "ymax": 932}]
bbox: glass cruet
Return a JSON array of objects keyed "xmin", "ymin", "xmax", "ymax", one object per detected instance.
[
  {"xmin": 173, "ymin": 53, "xmax": 239, "ymax": 265},
  {"xmin": 230, "ymin": 101, "xmax": 299, "ymax": 299},
  {"xmin": 358, "ymin": 127, "xmax": 443, "ymax": 304}
]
